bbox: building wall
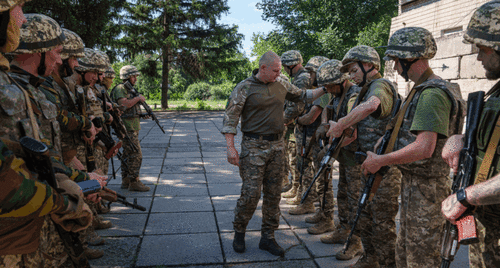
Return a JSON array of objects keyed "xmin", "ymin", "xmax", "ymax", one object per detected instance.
[{"xmin": 384, "ymin": 0, "xmax": 496, "ymax": 99}]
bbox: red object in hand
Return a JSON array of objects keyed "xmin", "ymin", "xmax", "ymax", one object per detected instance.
[{"xmin": 456, "ymin": 214, "xmax": 479, "ymax": 244}]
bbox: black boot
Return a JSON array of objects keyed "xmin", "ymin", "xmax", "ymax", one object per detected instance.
[
  {"xmin": 233, "ymin": 231, "xmax": 245, "ymax": 253},
  {"xmin": 259, "ymin": 237, "xmax": 285, "ymax": 257}
]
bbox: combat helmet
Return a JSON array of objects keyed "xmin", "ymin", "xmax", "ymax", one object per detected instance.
[
  {"xmin": 75, "ymin": 48, "xmax": 108, "ymax": 73},
  {"xmin": 384, "ymin": 27, "xmax": 437, "ymax": 81},
  {"xmin": 281, "ymin": 50, "xmax": 303, "ymax": 66},
  {"xmin": 60, "ymin": 28, "xmax": 85, "ymax": 60},
  {"xmin": 10, "ymin": 13, "xmax": 66, "ymax": 55},
  {"xmin": 104, "ymin": 66, "xmax": 115, "ymax": 78},
  {"xmin": 317, "ymin": 59, "xmax": 349, "ymax": 87},
  {"xmin": 463, "ymin": 1, "xmax": 500, "ymax": 51},
  {"xmin": 305, "ymin": 56, "xmax": 330, "ymax": 73},
  {"xmin": 340, "ymin": 45, "xmax": 380, "ymax": 86},
  {"xmin": 120, "ymin": 65, "xmax": 140, "ymax": 80},
  {"xmin": 0, "ymin": 0, "xmax": 31, "ymax": 12}
]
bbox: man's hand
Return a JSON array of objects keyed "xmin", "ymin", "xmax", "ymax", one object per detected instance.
[
  {"xmin": 315, "ymin": 123, "xmax": 328, "ymax": 141},
  {"xmin": 82, "ymin": 123, "xmax": 97, "ymax": 145},
  {"xmin": 327, "ymin": 120, "xmax": 344, "ymax": 138},
  {"xmin": 373, "ymin": 136, "xmax": 384, "ymax": 152},
  {"xmin": 341, "ymin": 128, "xmax": 357, "ymax": 147},
  {"xmin": 138, "ymin": 95, "xmax": 146, "ymax": 103},
  {"xmin": 361, "ymin": 151, "xmax": 383, "ymax": 176},
  {"xmin": 442, "ymin": 134, "xmax": 464, "ymax": 174},
  {"xmin": 227, "ymin": 146, "xmax": 240, "ymax": 166},
  {"xmin": 441, "ymin": 192, "xmax": 468, "ymax": 224},
  {"xmin": 89, "ymin": 172, "xmax": 108, "ymax": 188},
  {"xmin": 85, "ymin": 193, "xmax": 101, "ymax": 203},
  {"xmin": 106, "ymin": 102, "xmax": 113, "ymax": 111}
]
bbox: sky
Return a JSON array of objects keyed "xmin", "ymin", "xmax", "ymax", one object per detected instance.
[{"xmin": 220, "ymin": 0, "xmax": 276, "ymax": 59}]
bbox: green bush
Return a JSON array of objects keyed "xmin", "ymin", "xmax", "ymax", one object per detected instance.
[
  {"xmin": 209, "ymin": 81, "xmax": 235, "ymax": 100},
  {"xmin": 184, "ymin": 82, "xmax": 211, "ymax": 100}
]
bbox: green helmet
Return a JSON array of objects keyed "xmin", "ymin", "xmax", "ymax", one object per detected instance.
[
  {"xmin": 317, "ymin": 59, "xmax": 349, "ymax": 86},
  {"xmin": 280, "ymin": 50, "xmax": 303, "ymax": 66},
  {"xmin": 11, "ymin": 13, "xmax": 66, "ymax": 55},
  {"xmin": 94, "ymin": 50, "xmax": 111, "ymax": 68},
  {"xmin": 384, "ymin": 27, "xmax": 437, "ymax": 61},
  {"xmin": 104, "ymin": 66, "xmax": 116, "ymax": 78},
  {"xmin": 60, "ymin": 28, "xmax": 85, "ymax": 60},
  {"xmin": 120, "ymin": 65, "xmax": 140, "ymax": 80},
  {"xmin": 340, "ymin": 45, "xmax": 380, "ymax": 73},
  {"xmin": 75, "ymin": 48, "xmax": 108, "ymax": 73},
  {"xmin": 0, "ymin": 0, "xmax": 30, "ymax": 12},
  {"xmin": 305, "ymin": 56, "xmax": 330, "ymax": 73},
  {"xmin": 463, "ymin": 1, "xmax": 500, "ymax": 51}
]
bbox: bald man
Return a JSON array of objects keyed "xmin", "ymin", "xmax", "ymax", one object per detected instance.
[{"xmin": 222, "ymin": 51, "xmax": 331, "ymax": 256}]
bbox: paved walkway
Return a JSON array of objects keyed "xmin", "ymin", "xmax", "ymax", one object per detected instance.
[{"xmin": 89, "ymin": 111, "xmax": 469, "ymax": 268}]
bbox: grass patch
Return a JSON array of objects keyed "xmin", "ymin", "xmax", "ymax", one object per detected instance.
[{"xmin": 145, "ymin": 99, "xmax": 226, "ymax": 111}]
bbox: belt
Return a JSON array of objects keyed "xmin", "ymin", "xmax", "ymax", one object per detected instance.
[{"xmin": 243, "ymin": 133, "xmax": 283, "ymax": 141}]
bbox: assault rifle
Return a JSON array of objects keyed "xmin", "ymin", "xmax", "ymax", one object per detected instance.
[
  {"xmin": 298, "ymin": 124, "xmax": 308, "ymax": 188},
  {"xmin": 342, "ymin": 99, "xmax": 402, "ymax": 254},
  {"xmin": 440, "ymin": 91, "xmax": 483, "ymax": 268},
  {"xmin": 76, "ymin": 87, "xmax": 96, "ymax": 172},
  {"xmin": 123, "ymin": 81, "xmax": 165, "ymax": 134},
  {"xmin": 19, "ymin": 136, "xmax": 90, "ymax": 268},
  {"xmin": 79, "ymin": 181, "xmax": 147, "ymax": 211}
]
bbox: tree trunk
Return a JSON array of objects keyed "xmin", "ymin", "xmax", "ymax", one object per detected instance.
[{"xmin": 161, "ymin": 10, "xmax": 169, "ymax": 109}]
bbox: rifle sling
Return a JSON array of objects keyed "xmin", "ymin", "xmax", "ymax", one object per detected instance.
[
  {"xmin": 385, "ymin": 68, "xmax": 434, "ymax": 154},
  {"xmin": 476, "ymin": 115, "xmax": 500, "ymax": 184}
]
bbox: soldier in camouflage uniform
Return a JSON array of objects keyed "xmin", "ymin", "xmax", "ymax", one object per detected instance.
[
  {"xmin": 441, "ymin": 2, "xmax": 500, "ymax": 267},
  {"xmin": 0, "ymin": 10, "xmax": 94, "ymax": 267},
  {"xmin": 223, "ymin": 51, "xmax": 332, "ymax": 256},
  {"xmin": 111, "ymin": 65, "xmax": 150, "ymax": 192},
  {"xmin": 326, "ymin": 45, "xmax": 402, "ymax": 266},
  {"xmin": 281, "ymin": 50, "xmax": 306, "ymax": 199},
  {"xmin": 362, "ymin": 28, "xmax": 463, "ymax": 268}
]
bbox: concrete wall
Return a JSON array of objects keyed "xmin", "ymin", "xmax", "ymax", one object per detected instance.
[{"xmin": 384, "ymin": 0, "xmax": 496, "ymax": 99}]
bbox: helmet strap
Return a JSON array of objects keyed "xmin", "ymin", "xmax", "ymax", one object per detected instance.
[
  {"xmin": 0, "ymin": 11, "xmax": 9, "ymax": 47},
  {"xmin": 62, "ymin": 59, "xmax": 73, "ymax": 77},
  {"xmin": 286, "ymin": 64, "xmax": 297, "ymax": 76},
  {"xmin": 399, "ymin": 59, "xmax": 418, "ymax": 82},
  {"xmin": 37, "ymin": 52, "xmax": 47, "ymax": 77},
  {"xmin": 357, "ymin": 62, "xmax": 375, "ymax": 87}
]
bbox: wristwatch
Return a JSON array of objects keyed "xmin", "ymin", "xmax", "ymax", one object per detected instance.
[{"xmin": 456, "ymin": 188, "xmax": 472, "ymax": 208}]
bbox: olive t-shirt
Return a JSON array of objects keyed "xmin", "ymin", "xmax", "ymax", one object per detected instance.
[
  {"xmin": 410, "ymin": 87, "xmax": 451, "ymax": 139},
  {"xmin": 364, "ymin": 80, "xmax": 394, "ymax": 119},
  {"xmin": 111, "ymin": 84, "xmax": 141, "ymax": 131}
]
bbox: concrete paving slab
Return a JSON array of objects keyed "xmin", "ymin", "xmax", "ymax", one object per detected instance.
[
  {"xmin": 202, "ymin": 146, "xmax": 228, "ymax": 152},
  {"xmin": 205, "ymin": 163, "xmax": 239, "ymax": 174},
  {"xmin": 97, "ymin": 213, "xmax": 148, "ymax": 236},
  {"xmin": 206, "ymin": 173, "xmax": 242, "ymax": 184},
  {"xmin": 280, "ymin": 209, "xmax": 312, "ymax": 230},
  {"xmin": 167, "ymin": 146, "xmax": 201, "ymax": 152},
  {"xmin": 158, "ymin": 173, "xmax": 207, "ymax": 184},
  {"xmin": 155, "ymin": 183, "xmax": 209, "ymax": 197},
  {"xmin": 225, "ymin": 260, "xmax": 317, "ymax": 268},
  {"xmin": 107, "ymin": 197, "xmax": 152, "ymax": 214},
  {"xmin": 88, "ymin": 237, "xmax": 140, "ymax": 268},
  {"xmin": 162, "ymin": 164, "xmax": 205, "ymax": 174},
  {"xmin": 211, "ymin": 195, "xmax": 262, "ymax": 211},
  {"xmin": 221, "ymin": 230, "xmax": 309, "ymax": 263},
  {"xmin": 106, "ymin": 184, "xmax": 156, "ymax": 198},
  {"xmin": 136, "ymin": 233, "xmax": 223, "ymax": 266},
  {"xmin": 294, "ymin": 228, "xmax": 340, "ymax": 258},
  {"xmin": 315, "ymin": 256, "xmax": 359, "ymax": 268},
  {"xmin": 140, "ymin": 142, "xmax": 169, "ymax": 148},
  {"xmin": 203, "ymin": 151, "xmax": 227, "ymax": 158},
  {"xmin": 166, "ymin": 151, "xmax": 202, "ymax": 158},
  {"xmin": 151, "ymin": 196, "xmax": 213, "ymax": 213},
  {"xmin": 145, "ymin": 212, "xmax": 217, "ymax": 235},
  {"xmin": 140, "ymin": 147, "xmax": 166, "ymax": 158},
  {"xmin": 163, "ymin": 158, "xmax": 203, "ymax": 166},
  {"xmin": 208, "ymin": 182, "xmax": 242, "ymax": 196},
  {"xmin": 138, "ymin": 165, "xmax": 162, "ymax": 174},
  {"xmin": 139, "ymin": 158, "xmax": 164, "ymax": 166},
  {"xmin": 216, "ymin": 210, "xmax": 289, "ymax": 232}
]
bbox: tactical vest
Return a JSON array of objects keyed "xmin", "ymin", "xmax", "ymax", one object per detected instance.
[
  {"xmin": 356, "ymin": 78, "xmax": 399, "ymax": 153},
  {"xmin": 395, "ymin": 79, "xmax": 462, "ymax": 176},
  {"xmin": 114, "ymin": 83, "xmax": 141, "ymax": 119},
  {"xmin": 475, "ymin": 89, "xmax": 500, "ymax": 180},
  {"xmin": 86, "ymin": 85, "xmax": 104, "ymax": 120}
]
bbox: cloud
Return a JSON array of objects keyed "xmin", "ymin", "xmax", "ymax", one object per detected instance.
[
  {"xmin": 220, "ymin": 16, "xmax": 242, "ymax": 24},
  {"xmin": 248, "ymin": 2, "xmax": 261, "ymax": 12}
]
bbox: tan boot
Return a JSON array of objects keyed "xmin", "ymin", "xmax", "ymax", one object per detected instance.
[
  {"xmin": 85, "ymin": 248, "xmax": 104, "ymax": 259},
  {"xmin": 93, "ymin": 215, "xmax": 113, "ymax": 230},
  {"xmin": 350, "ymin": 254, "xmax": 380, "ymax": 268},
  {"xmin": 288, "ymin": 202, "xmax": 315, "ymax": 215},
  {"xmin": 320, "ymin": 226, "xmax": 349, "ymax": 244},
  {"xmin": 96, "ymin": 200, "xmax": 110, "ymax": 214},
  {"xmin": 121, "ymin": 176, "xmax": 130, "ymax": 189},
  {"xmin": 128, "ymin": 180, "xmax": 150, "ymax": 192},
  {"xmin": 286, "ymin": 194, "xmax": 301, "ymax": 205},
  {"xmin": 307, "ymin": 217, "xmax": 335, "ymax": 235},
  {"xmin": 281, "ymin": 183, "xmax": 292, "ymax": 193},
  {"xmin": 305, "ymin": 209, "xmax": 323, "ymax": 224},
  {"xmin": 282, "ymin": 185, "xmax": 298, "ymax": 198},
  {"xmin": 335, "ymin": 235, "xmax": 363, "ymax": 260}
]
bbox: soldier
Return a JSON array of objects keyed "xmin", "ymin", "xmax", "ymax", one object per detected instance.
[
  {"xmin": 361, "ymin": 28, "xmax": 463, "ymax": 267},
  {"xmin": 110, "ymin": 65, "xmax": 150, "ymax": 191},
  {"xmin": 441, "ymin": 1, "xmax": 500, "ymax": 267},
  {"xmin": 326, "ymin": 45, "xmax": 401, "ymax": 266},
  {"xmin": 281, "ymin": 50, "xmax": 307, "ymax": 200},
  {"xmin": 223, "ymin": 51, "xmax": 332, "ymax": 256},
  {"xmin": 101, "ymin": 66, "xmax": 116, "ymax": 90}
]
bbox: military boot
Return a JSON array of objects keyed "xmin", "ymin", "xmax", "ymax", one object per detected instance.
[
  {"xmin": 281, "ymin": 183, "xmax": 292, "ymax": 193},
  {"xmin": 85, "ymin": 248, "xmax": 104, "ymax": 259},
  {"xmin": 121, "ymin": 176, "xmax": 130, "ymax": 189},
  {"xmin": 335, "ymin": 235, "xmax": 363, "ymax": 260},
  {"xmin": 305, "ymin": 209, "xmax": 323, "ymax": 224},
  {"xmin": 233, "ymin": 231, "xmax": 245, "ymax": 253},
  {"xmin": 288, "ymin": 202, "xmax": 315, "ymax": 215},
  {"xmin": 93, "ymin": 215, "xmax": 112, "ymax": 230},
  {"xmin": 128, "ymin": 179, "xmax": 150, "ymax": 192},
  {"xmin": 320, "ymin": 226, "xmax": 349, "ymax": 244},
  {"xmin": 96, "ymin": 200, "xmax": 110, "ymax": 214},
  {"xmin": 350, "ymin": 254, "xmax": 380, "ymax": 268},
  {"xmin": 282, "ymin": 185, "xmax": 298, "ymax": 198},
  {"xmin": 259, "ymin": 237, "xmax": 285, "ymax": 257},
  {"xmin": 307, "ymin": 216, "xmax": 335, "ymax": 235}
]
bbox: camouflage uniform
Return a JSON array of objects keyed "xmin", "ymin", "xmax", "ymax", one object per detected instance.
[
  {"xmin": 462, "ymin": 2, "xmax": 500, "ymax": 266},
  {"xmin": 385, "ymin": 27, "xmax": 462, "ymax": 268},
  {"xmin": 222, "ymin": 69, "xmax": 315, "ymax": 238}
]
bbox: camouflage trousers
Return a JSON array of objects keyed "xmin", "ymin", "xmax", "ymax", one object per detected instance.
[
  {"xmin": 314, "ymin": 163, "xmax": 335, "ymax": 219},
  {"xmin": 0, "ymin": 250, "xmax": 42, "ymax": 268},
  {"xmin": 469, "ymin": 204, "xmax": 500, "ymax": 268},
  {"xmin": 95, "ymin": 147, "xmax": 109, "ymax": 176},
  {"xmin": 295, "ymin": 130, "xmax": 320, "ymax": 204},
  {"xmin": 39, "ymin": 216, "xmax": 68, "ymax": 268},
  {"xmin": 284, "ymin": 137, "xmax": 297, "ymax": 188},
  {"xmin": 340, "ymin": 164, "xmax": 363, "ymax": 229},
  {"xmin": 356, "ymin": 166, "xmax": 401, "ymax": 267},
  {"xmin": 76, "ymin": 144, "xmax": 88, "ymax": 171},
  {"xmin": 396, "ymin": 170, "xmax": 451, "ymax": 268},
  {"xmin": 121, "ymin": 130, "xmax": 142, "ymax": 182},
  {"xmin": 234, "ymin": 137, "xmax": 286, "ymax": 239}
]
